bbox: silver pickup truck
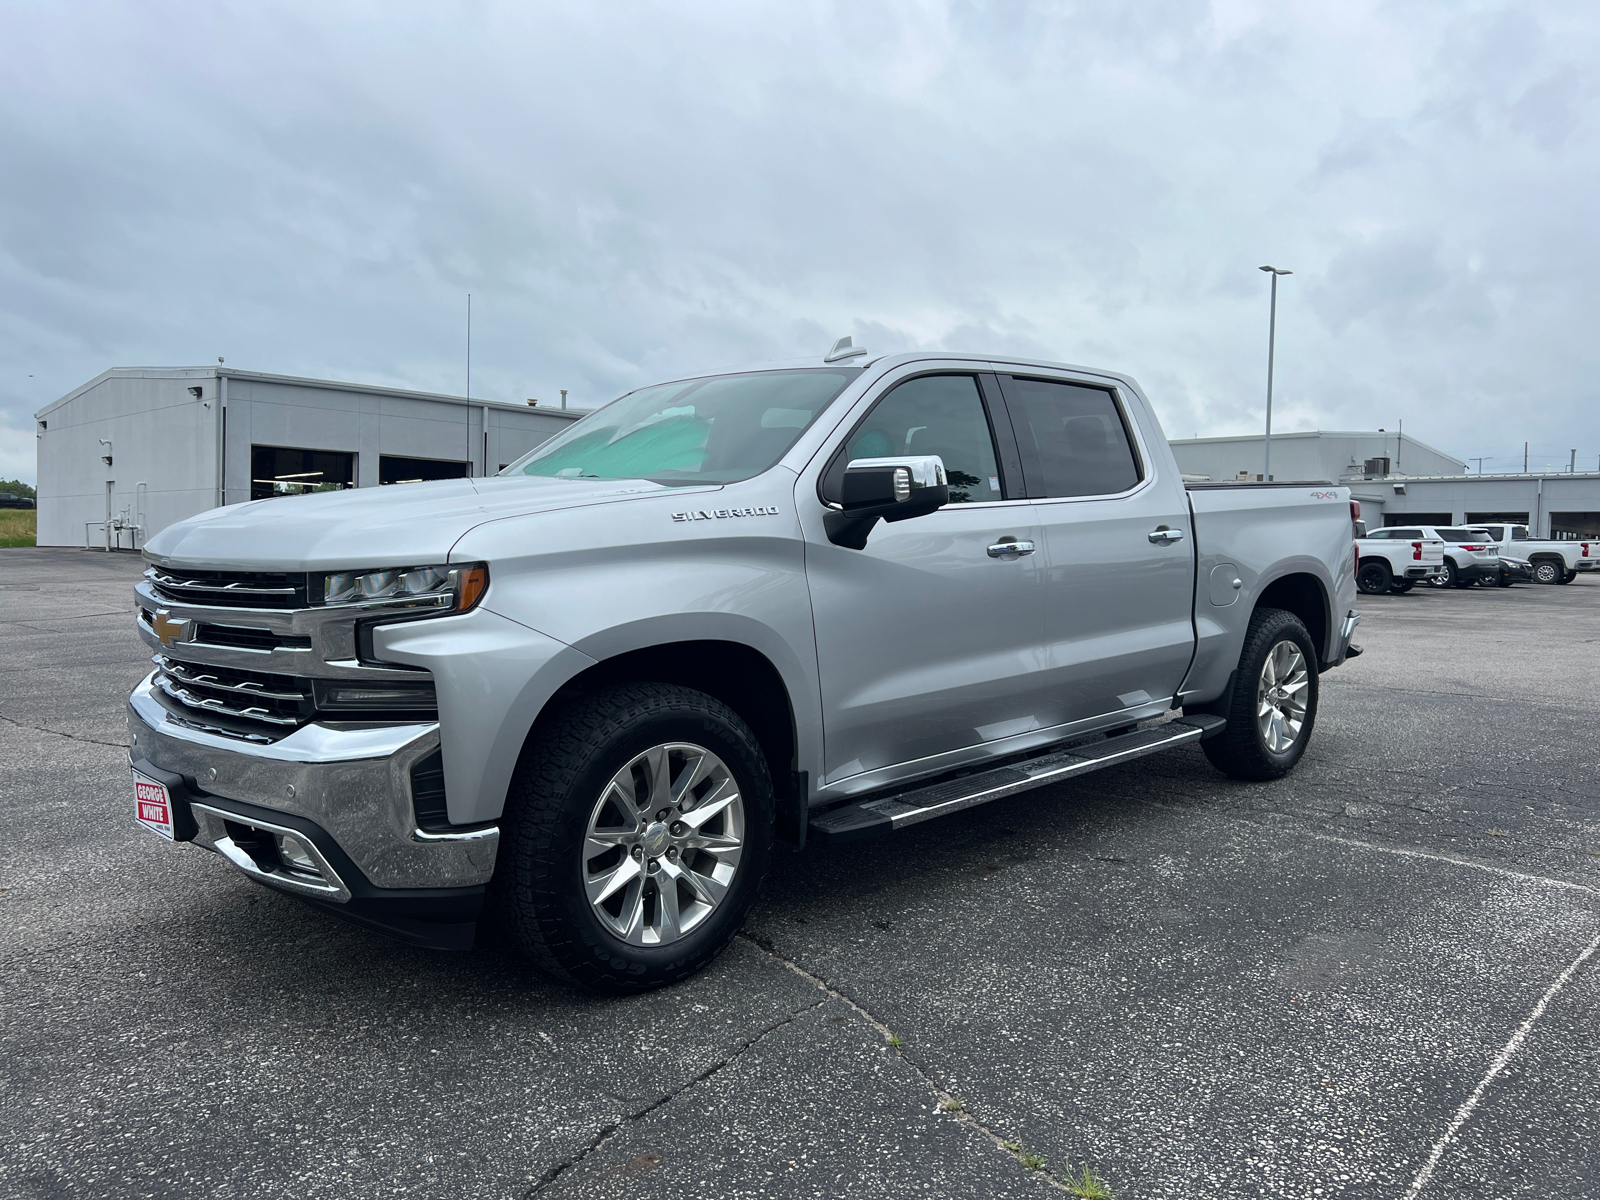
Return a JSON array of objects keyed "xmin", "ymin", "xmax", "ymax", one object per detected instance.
[{"xmin": 128, "ymin": 349, "xmax": 1362, "ymax": 991}]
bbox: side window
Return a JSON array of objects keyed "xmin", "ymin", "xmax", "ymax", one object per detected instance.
[
  {"xmin": 1366, "ymin": 530, "xmax": 1390, "ymax": 539},
  {"xmin": 833, "ymin": 374, "xmax": 1003, "ymax": 504},
  {"xmin": 1000, "ymin": 377, "xmax": 1142, "ymax": 498},
  {"xmin": 1511, "ymin": 526, "xmax": 1529, "ymax": 541}
]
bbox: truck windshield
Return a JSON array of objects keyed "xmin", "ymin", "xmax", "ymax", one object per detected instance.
[{"xmin": 503, "ymin": 368, "xmax": 860, "ymax": 485}]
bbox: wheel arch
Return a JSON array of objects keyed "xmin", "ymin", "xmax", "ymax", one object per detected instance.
[
  {"xmin": 524, "ymin": 637, "xmax": 807, "ymax": 844},
  {"xmin": 1254, "ymin": 571, "xmax": 1331, "ymax": 669}
]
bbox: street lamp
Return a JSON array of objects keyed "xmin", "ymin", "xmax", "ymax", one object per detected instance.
[{"xmin": 1259, "ymin": 265, "xmax": 1292, "ymax": 481}]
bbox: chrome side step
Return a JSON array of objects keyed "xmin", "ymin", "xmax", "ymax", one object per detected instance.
[{"xmin": 808, "ymin": 714, "xmax": 1225, "ymax": 843}]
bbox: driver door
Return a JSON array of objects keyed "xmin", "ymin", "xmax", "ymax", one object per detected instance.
[{"xmin": 802, "ymin": 372, "xmax": 1048, "ymax": 789}]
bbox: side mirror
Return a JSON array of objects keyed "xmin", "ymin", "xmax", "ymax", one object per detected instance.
[{"xmin": 825, "ymin": 455, "xmax": 949, "ymax": 549}]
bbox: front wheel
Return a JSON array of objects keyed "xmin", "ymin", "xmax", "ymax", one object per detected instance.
[
  {"xmin": 1532, "ymin": 560, "xmax": 1562, "ymax": 584},
  {"xmin": 1201, "ymin": 607, "xmax": 1319, "ymax": 782},
  {"xmin": 495, "ymin": 683, "xmax": 774, "ymax": 992}
]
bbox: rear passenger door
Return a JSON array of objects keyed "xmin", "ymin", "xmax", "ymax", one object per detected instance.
[{"xmin": 994, "ymin": 373, "xmax": 1196, "ymax": 729}]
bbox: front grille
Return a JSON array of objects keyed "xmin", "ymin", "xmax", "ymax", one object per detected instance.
[
  {"xmin": 195, "ymin": 623, "xmax": 312, "ymax": 653},
  {"xmin": 146, "ymin": 567, "xmax": 309, "ymax": 610},
  {"xmin": 152, "ymin": 656, "xmax": 314, "ymax": 742}
]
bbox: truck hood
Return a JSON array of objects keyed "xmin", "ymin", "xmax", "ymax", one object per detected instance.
[{"xmin": 145, "ymin": 475, "xmax": 710, "ymax": 571}]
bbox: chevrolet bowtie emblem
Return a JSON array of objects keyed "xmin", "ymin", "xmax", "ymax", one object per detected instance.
[{"xmin": 150, "ymin": 610, "xmax": 191, "ymax": 647}]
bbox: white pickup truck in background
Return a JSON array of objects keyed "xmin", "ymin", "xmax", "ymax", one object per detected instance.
[
  {"xmin": 1355, "ymin": 526, "xmax": 1446, "ymax": 595},
  {"xmin": 1470, "ymin": 523, "xmax": 1596, "ymax": 585}
]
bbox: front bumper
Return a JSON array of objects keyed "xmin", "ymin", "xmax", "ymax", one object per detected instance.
[{"xmin": 128, "ymin": 674, "xmax": 498, "ymax": 947}]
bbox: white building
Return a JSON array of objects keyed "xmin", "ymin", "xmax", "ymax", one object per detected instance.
[
  {"xmin": 1169, "ymin": 429, "xmax": 1600, "ymax": 538},
  {"xmin": 33, "ymin": 367, "xmax": 583, "ymax": 548}
]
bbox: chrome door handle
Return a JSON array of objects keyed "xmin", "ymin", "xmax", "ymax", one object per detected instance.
[
  {"xmin": 1148, "ymin": 527, "xmax": 1185, "ymax": 545},
  {"xmin": 987, "ymin": 539, "xmax": 1036, "ymax": 558}
]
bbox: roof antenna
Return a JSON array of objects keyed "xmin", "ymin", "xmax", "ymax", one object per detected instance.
[{"xmin": 824, "ymin": 335, "xmax": 868, "ymax": 363}]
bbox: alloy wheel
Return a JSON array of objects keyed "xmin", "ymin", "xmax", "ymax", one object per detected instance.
[
  {"xmin": 1256, "ymin": 640, "xmax": 1309, "ymax": 754},
  {"xmin": 582, "ymin": 742, "xmax": 745, "ymax": 946}
]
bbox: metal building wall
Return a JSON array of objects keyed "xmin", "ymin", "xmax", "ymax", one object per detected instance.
[{"xmin": 36, "ymin": 368, "xmax": 584, "ymax": 548}]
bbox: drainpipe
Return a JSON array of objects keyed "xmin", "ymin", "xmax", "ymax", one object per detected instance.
[
  {"xmin": 1536, "ymin": 476, "xmax": 1544, "ymax": 537},
  {"xmin": 215, "ymin": 372, "xmax": 229, "ymax": 507},
  {"xmin": 483, "ymin": 403, "xmax": 491, "ymax": 477}
]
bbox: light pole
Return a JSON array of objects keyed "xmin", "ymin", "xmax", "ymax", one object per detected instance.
[{"xmin": 1259, "ymin": 265, "xmax": 1292, "ymax": 481}]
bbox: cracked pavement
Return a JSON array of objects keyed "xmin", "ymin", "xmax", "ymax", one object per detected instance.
[{"xmin": 2, "ymin": 547, "xmax": 1598, "ymax": 1198}]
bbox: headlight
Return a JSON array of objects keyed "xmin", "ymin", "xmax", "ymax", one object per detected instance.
[{"xmin": 321, "ymin": 563, "xmax": 488, "ymax": 611}]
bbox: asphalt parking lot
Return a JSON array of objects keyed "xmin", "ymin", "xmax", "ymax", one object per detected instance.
[{"xmin": 3, "ymin": 548, "xmax": 1598, "ymax": 1200}]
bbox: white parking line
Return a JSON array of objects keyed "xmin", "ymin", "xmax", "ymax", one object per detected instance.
[{"xmin": 1401, "ymin": 931, "xmax": 1600, "ymax": 1199}]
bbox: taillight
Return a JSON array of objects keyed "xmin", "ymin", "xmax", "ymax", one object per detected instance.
[
  {"xmin": 1460, "ymin": 544, "xmax": 1486, "ymax": 551},
  {"xmin": 1413, "ymin": 541, "xmax": 1423, "ymax": 561},
  {"xmin": 1584, "ymin": 544, "xmax": 1591, "ymax": 558}
]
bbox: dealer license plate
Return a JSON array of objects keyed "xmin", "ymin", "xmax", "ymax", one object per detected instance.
[{"xmin": 133, "ymin": 770, "xmax": 175, "ymax": 840}]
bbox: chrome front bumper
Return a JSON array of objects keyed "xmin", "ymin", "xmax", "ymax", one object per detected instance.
[{"xmin": 128, "ymin": 674, "xmax": 498, "ymax": 892}]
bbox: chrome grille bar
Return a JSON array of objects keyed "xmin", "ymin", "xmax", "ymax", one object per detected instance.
[
  {"xmin": 155, "ymin": 656, "xmax": 310, "ymax": 702},
  {"xmin": 155, "ymin": 675, "xmax": 303, "ymax": 727}
]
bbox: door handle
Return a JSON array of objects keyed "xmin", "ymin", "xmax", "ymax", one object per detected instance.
[
  {"xmin": 987, "ymin": 539, "xmax": 1036, "ymax": 558},
  {"xmin": 1148, "ymin": 527, "xmax": 1185, "ymax": 545}
]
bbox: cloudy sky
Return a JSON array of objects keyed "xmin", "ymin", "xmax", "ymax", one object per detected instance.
[{"xmin": 3, "ymin": 0, "xmax": 1597, "ymax": 483}]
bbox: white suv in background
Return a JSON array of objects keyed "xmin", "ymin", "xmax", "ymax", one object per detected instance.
[
  {"xmin": 1355, "ymin": 526, "xmax": 1446, "ymax": 595},
  {"xmin": 1418, "ymin": 526, "xmax": 1500, "ymax": 589}
]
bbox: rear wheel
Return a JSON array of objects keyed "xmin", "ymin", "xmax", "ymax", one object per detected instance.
[
  {"xmin": 495, "ymin": 682, "xmax": 774, "ymax": 993},
  {"xmin": 1357, "ymin": 560, "xmax": 1392, "ymax": 595},
  {"xmin": 1434, "ymin": 560, "xmax": 1458, "ymax": 588},
  {"xmin": 1561, "ymin": 570, "xmax": 1577, "ymax": 584},
  {"xmin": 1389, "ymin": 579, "xmax": 1415, "ymax": 594},
  {"xmin": 1532, "ymin": 559, "xmax": 1562, "ymax": 585},
  {"xmin": 1201, "ymin": 607, "xmax": 1319, "ymax": 782}
]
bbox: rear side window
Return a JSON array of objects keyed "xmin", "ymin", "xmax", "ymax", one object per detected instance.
[
  {"xmin": 1437, "ymin": 529, "xmax": 1475, "ymax": 541},
  {"xmin": 1000, "ymin": 377, "xmax": 1142, "ymax": 499},
  {"xmin": 1365, "ymin": 530, "xmax": 1391, "ymax": 539},
  {"xmin": 1511, "ymin": 526, "xmax": 1529, "ymax": 540}
]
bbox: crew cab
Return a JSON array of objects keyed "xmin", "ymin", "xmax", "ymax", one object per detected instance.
[
  {"xmin": 127, "ymin": 346, "xmax": 1362, "ymax": 991},
  {"xmin": 1470, "ymin": 523, "xmax": 1596, "ymax": 585},
  {"xmin": 1355, "ymin": 526, "xmax": 1446, "ymax": 594}
]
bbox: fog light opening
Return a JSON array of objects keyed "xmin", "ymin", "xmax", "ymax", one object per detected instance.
[{"xmin": 275, "ymin": 834, "xmax": 323, "ymax": 880}]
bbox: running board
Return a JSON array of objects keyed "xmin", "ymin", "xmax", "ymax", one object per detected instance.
[{"xmin": 808, "ymin": 714, "xmax": 1226, "ymax": 843}]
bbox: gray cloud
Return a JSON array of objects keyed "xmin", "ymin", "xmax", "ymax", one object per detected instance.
[{"xmin": 2, "ymin": 0, "xmax": 1598, "ymax": 481}]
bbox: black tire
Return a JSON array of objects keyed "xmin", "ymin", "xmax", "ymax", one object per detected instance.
[
  {"xmin": 1496, "ymin": 572, "xmax": 1514, "ymax": 587},
  {"xmin": 494, "ymin": 682, "xmax": 774, "ymax": 993},
  {"xmin": 1433, "ymin": 560, "xmax": 1458, "ymax": 588},
  {"xmin": 1561, "ymin": 570, "xmax": 1577, "ymax": 584},
  {"xmin": 1389, "ymin": 579, "xmax": 1415, "ymax": 594},
  {"xmin": 1357, "ymin": 560, "xmax": 1392, "ymax": 595},
  {"xmin": 1532, "ymin": 559, "xmax": 1562, "ymax": 585},
  {"xmin": 1451, "ymin": 566, "xmax": 1476, "ymax": 589},
  {"xmin": 1200, "ymin": 607, "xmax": 1320, "ymax": 782}
]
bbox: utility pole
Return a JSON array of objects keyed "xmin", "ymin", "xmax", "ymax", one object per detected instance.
[
  {"xmin": 1570, "ymin": 448, "xmax": 1577, "ymax": 473},
  {"xmin": 1258, "ymin": 266, "xmax": 1292, "ymax": 481},
  {"xmin": 1524, "ymin": 441, "xmax": 1529, "ymax": 473},
  {"xmin": 1471, "ymin": 457, "xmax": 1484, "ymax": 474},
  {"xmin": 1397, "ymin": 418, "xmax": 1403, "ymax": 474},
  {"xmin": 466, "ymin": 293, "xmax": 472, "ymax": 473}
]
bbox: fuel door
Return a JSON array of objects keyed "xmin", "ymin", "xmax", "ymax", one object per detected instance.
[{"xmin": 1208, "ymin": 563, "xmax": 1243, "ymax": 606}]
